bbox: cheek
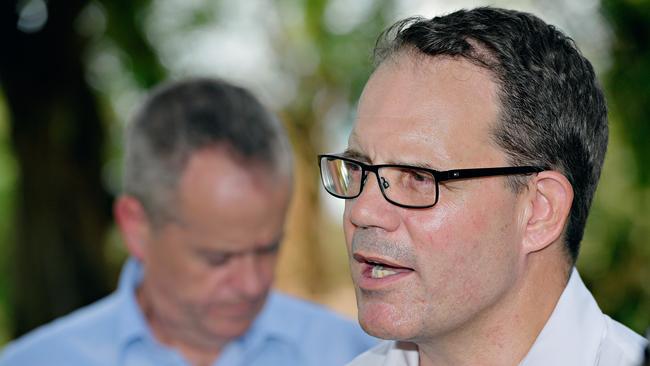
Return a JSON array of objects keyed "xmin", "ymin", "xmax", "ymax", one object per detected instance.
[
  {"xmin": 178, "ymin": 265, "xmax": 224, "ymax": 304},
  {"xmin": 407, "ymin": 189, "xmax": 515, "ymax": 252},
  {"xmin": 257, "ymin": 255, "xmax": 278, "ymax": 285},
  {"xmin": 403, "ymin": 200, "xmax": 472, "ymax": 256},
  {"xmin": 189, "ymin": 268, "xmax": 238, "ymax": 308},
  {"xmin": 343, "ymin": 204, "xmax": 354, "ymax": 248},
  {"xmin": 146, "ymin": 243, "xmax": 194, "ymax": 289},
  {"xmin": 403, "ymin": 194, "xmax": 518, "ymax": 292},
  {"xmin": 156, "ymin": 246, "xmax": 227, "ymax": 301},
  {"xmin": 402, "ymin": 204, "xmax": 475, "ymax": 289},
  {"xmin": 209, "ymin": 255, "xmax": 278, "ymax": 296}
]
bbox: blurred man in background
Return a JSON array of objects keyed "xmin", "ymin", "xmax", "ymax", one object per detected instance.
[
  {"xmin": 319, "ymin": 7, "xmax": 648, "ymax": 366},
  {"xmin": 0, "ymin": 78, "xmax": 375, "ymax": 365}
]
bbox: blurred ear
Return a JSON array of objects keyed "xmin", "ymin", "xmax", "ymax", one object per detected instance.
[
  {"xmin": 522, "ymin": 171, "xmax": 574, "ymax": 254},
  {"xmin": 114, "ymin": 195, "xmax": 151, "ymax": 261}
]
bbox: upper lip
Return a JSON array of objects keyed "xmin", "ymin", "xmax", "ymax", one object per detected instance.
[{"xmin": 353, "ymin": 252, "xmax": 414, "ymax": 270}]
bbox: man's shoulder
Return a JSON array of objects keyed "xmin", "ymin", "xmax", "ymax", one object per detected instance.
[
  {"xmin": 268, "ymin": 291, "xmax": 368, "ymax": 335},
  {"xmin": 598, "ymin": 316, "xmax": 648, "ymax": 365},
  {"xmin": 0, "ymin": 293, "xmax": 122, "ymax": 365},
  {"xmin": 261, "ymin": 292, "xmax": 377, "ymax": 363},
  {"xmin": 521, "ymin": 269, "xmax": 647, "ymax": 366}
]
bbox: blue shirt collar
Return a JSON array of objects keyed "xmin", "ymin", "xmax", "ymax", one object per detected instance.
[
  {"xmin": 242, "ymin": 291, "xmax": 303, "ymax": 346},
  {"xmin": 114, "ymin": 258, "xmax": 299, "ymax": 361},
  {"xmin": 115, "ymin": 257, "xmax": 155, "ymax": 348}
]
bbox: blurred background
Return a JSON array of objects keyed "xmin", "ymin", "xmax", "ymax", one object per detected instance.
[{"xmin": 0, "ymin": 0, "xmax": 648, "ymax": 345}]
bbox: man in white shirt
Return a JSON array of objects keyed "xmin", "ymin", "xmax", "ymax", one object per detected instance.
[{"xmin": 318, "ymin": 7, "xmax": 648, "ymax": 366}]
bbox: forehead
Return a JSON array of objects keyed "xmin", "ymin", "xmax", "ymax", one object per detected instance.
[
  {"xmin": 172, "ymin": 147, "xmax": 291, "ymax": 250},
  {"xmin": 350, "ymin": 54, "xmax": 505, "ymax": 168}
]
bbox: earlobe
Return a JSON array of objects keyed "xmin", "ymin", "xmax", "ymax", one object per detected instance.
[
  {"xmin": 522, "ymin": 171, "xmax": 574, "ymax": 254},
  {"xmin": 113, "ymin": 195, "xmax": 151, "ymax": 260}
]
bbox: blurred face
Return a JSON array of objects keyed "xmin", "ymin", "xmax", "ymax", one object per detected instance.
[
  {"xmin": 344, "ymin": 54, "xmax": 528, "ymax": 343},
  {"xmin": 139, "ymin": 147, "xmax": 291, "ymax": 346}
]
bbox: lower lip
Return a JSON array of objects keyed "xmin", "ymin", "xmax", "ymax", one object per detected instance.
[{"xmin": 356, "ymin": 263, "xmax": 414, "ymax": 290}]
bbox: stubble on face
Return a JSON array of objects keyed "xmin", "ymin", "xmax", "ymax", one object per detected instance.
[
  {"xmin": 342, "ymin": 54, "xmax": 526, "ymax": 347},
  {"xmin": 349, "ymin": 228, "xmax": 428, "ymax": 339}
]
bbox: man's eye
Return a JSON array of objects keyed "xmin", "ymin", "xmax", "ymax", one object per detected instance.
[
  {"xmin": 411, "ymin": 171, "xmax": 432, "ymax": 183},
  {"xmin": 395, "ymin": 168, "xmax": 436, "ymax": 194},
  {"xmin": 205, "ymin": 254, "xmax": 231, "ymax": 266},
  {"xmin": 400, "ymin": 169, "xmax": 432, "ymax": 183},
  {"xmin": 347, "ymin": 163, "xmax": 362, "ymax": 172},
  {"xmin": 256, "ymin": 242, "xmax": 280, "ymax": 256}
]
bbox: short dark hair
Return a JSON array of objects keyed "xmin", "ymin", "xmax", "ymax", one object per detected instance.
[
  {"xmin": 374, "ymin": 7, "xmax": 608, "ymax": 263},
  {"xmin": 123, "ymin": 77, "xmax": 292, "ymax": 226}
]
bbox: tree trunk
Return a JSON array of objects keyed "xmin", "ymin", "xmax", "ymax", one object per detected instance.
[{"xmin": 0, "ymin": 0, "xmax": 113, "ymax": 336}]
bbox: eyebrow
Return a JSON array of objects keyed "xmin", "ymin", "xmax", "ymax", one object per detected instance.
[
  {"xmin": 198, "ymin": 234, "xmax": 283, "ymax": 254},
  {"xmin": 341, "ymin": 148, "xmax": 369, "ymax": 161},
  {"xmin": 388, "ymin": 160, "xmax": 440, "ymax": 171},
  {"xmin": 342, "ymin": 148, "xmax": 440, "ymax": 171},
  {"xmin": 256, "ymin": 240, "xmax": 281, "ymax": 254},
  {"xmin": 194, "ymin": 247, "xmax": 232, "ymax": 258}
]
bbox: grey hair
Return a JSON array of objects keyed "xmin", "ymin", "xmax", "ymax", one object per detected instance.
[{"xmin": 123, "ymin": 77, "xmax": 293, "ymax": 226}]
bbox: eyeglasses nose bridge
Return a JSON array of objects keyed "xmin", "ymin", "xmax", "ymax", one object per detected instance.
[{"xmin": 359, "ymin": 166, "xmax": 389, "ymax": 199}]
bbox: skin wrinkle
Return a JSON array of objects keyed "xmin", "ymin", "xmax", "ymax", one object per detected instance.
[
  {"xmin": 133, "ymin": 147, "xmax": 292, "ymax": 365},
  {"xmin": 351, "ymin": 230, "xmax": 418, "ymax": 268},
  {"xmin": 354, "ymin": 61, "xmax": 500, "ymax": 171},
  {"xmin": 328, "ymin": 9, "xmax": 614, "ymax": 364},
  {"xmin": 110, "ymin": 79, "xmax": 300, "ymax": 366},
  {"xmin": 343, "ymin": 51, "xmax": 562, "ymax": 366}
]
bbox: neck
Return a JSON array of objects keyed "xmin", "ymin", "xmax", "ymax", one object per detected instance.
[
  {"xmin": 418, "ymin": 247, "xmax": 570, "ymax": 366},
  {"xmin": 136, "ymin": 286, "xmax": 224, "ymax": 366}
]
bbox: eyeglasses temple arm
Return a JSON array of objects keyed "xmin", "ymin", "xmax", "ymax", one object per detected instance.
[{"xmin": 438, "ymin": 166, "xmax": 545, "ymax": 182}]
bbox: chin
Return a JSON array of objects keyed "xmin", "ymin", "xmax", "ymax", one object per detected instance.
[
  {"xmin": 357, "ymin": 300, "xmax": 418, "ymax": 341},
  {"xmin": 359, "ymin": 317, "xmax": 418, "ymax": 342},
  {"xmin": 205, "ymin": 321, "xmax": 252, "ymax": 341}
]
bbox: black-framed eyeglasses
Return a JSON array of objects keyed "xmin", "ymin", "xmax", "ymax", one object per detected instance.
[{"xmin": 318, "ymin": 154, "xmax": 545, "ymax": 209}]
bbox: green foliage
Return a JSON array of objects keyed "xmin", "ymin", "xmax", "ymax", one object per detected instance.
[
  {"xmin": 100, "ymin": 0, "xmax": 166, "ymax": 88},
  {"xmin": 0, "ymin": 91, "xmax": 17, "ymax": 345},
  {"xmin": 578, "ymin": 0, "xmax": 650, "ymax": 333},
  {"xmin": 603, "ymin": 0, "xmax": 650, "ymax": 185}
]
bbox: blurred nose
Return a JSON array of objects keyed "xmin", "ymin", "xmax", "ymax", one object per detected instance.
[
  {"xmin": 234, "ymin": 253, "xmax": 268, "ymax": 299},
  {"xmin": 346, "ymin": 171, "xmax": 400, "ymax": 232}
]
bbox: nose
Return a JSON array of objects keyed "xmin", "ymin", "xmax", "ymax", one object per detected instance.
[
  {"xmin": 234, "ymin": 253, "xmax": 268, "ymax": 299},
  {"xmin": 345, "ymin": 170, "xmax": 400, "ymax": 232}
]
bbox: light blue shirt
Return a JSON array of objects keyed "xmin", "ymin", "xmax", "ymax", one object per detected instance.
[{"xmin": 0, "ymin": 258, "xmax": 376, "ymax": 365}]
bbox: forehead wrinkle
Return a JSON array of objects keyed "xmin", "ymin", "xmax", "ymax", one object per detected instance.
[
  {"xmin": 342, "ymin": 144, "xmax": 441, "ymax": 171},
  {"xmin": 354, "ymin": 56, "xmax": 503, "ymax": 170},
  {"xmin": 383, "ymin": 159, "xmax": 440, "ymax": 171},
  {"xmin": 345, "ymin": 148, "xmax": 443, "ymax": 172},
  {"xmin": 350, "ymin": 118, "xmax": 449, "ymax": 169},
  {"xmin": 189, "ymin": 230, "xmax": 283, "ymax": 255}
]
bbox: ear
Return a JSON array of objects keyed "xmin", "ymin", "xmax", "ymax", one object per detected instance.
[
  {"xmin": 521, "ymin": 171, "xmax": 574, "ymax": 254},
  {"xmin": 113, "ymin": 195, "xmax": 151, "ymax": 261}
]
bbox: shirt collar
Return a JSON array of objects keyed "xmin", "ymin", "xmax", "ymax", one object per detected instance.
[
  {"xmin": 519, "ymin": 267, "xmax": 605, "ymax": 366},
  {"xmin": 115, "ymin": 257, "xmax": 155, "ymax": 348},
  {"xmin": 231, "ymin": 291, "xmax": 303, "ymax": 353},
  {"xmin": 114, "ymin": 258, "xmax": 297, "ymax": 358}
]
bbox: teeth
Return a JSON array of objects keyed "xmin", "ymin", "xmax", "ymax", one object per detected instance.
[{"xmin": 371, "ymin": 265, "xmax": 397, "ymax": 279}]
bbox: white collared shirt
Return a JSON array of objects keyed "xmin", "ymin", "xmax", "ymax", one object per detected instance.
[{"xmin": 348, "ymin": 269, "xmax": 648, "ymax": 366}]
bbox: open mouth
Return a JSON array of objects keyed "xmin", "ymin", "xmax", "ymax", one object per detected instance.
[{"xmin": 353, "ymin": 253, "xmax": 414, "ymax": 280}]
